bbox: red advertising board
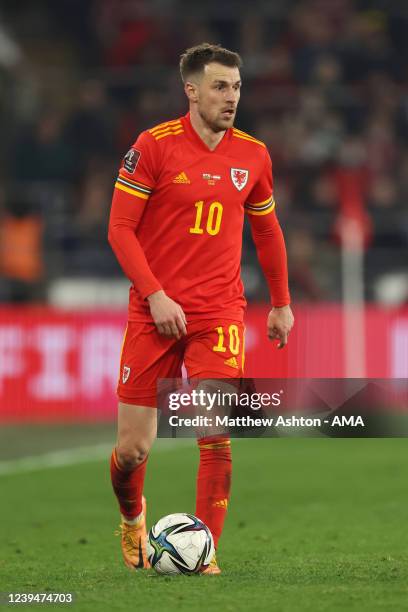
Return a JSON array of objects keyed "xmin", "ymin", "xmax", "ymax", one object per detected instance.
[{"xmin": 0, "ymin": 305, "xmax": 407, "ymax": 422}]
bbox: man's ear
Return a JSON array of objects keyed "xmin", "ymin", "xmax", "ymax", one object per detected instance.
[{"xmin": 185, "ymin": 81, "xmax": 198, "ymax": 103}]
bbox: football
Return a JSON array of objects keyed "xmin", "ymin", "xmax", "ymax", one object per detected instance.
[{"xmin": 147, "ymin": 513, "xmax": 214, "ymax": 575}]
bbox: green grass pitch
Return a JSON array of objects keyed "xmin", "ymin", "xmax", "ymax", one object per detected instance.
[{"xmin": 1, "ymin": 434, "xmax": 407, "ymax": 611}]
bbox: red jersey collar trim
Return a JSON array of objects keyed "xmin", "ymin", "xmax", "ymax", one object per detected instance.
[{"xmin": 181, "ymin": 112, "xmax": 231, "ymax": 153}]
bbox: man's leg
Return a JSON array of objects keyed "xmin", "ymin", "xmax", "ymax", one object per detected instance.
[
  {"xmin": 195, "ymin": 435, "xmax": 232, "ymax": 548},
  {"xmin": 112, "ymin": 402, "xmax": 157, "ymax": 520},
  {"xmin": 112, "ymin": 319, "xmax": 183, "ymax": 568},
  {"xmin": 184, "ymin": 319, "xmax": 245, "ymax": 574},
  {"xmin": 111, "ymin": 402, "xmax": 157, "ymax": 569},
  {"xmin": 190, "ymin": 379, "xmax": 234, "ymax": 552}
]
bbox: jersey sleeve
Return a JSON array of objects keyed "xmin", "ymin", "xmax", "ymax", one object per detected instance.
[
  {"xmin": 244, "ymin": 148, "xmax": 276, "ymax": 216},
  {"xmin": 108, "ymin": 132, "xmax": 162, "ymax": 300},
  {"xmin": 248, "ymin": 210, "xmax": 290, "ymax": 307},
  {"xmin": 113, "ymin": 130, "xmax": 158, "ymax": 202},
  {"xmin": 246, "ymin": 148, "xmax": 290, "ymax": 307}
]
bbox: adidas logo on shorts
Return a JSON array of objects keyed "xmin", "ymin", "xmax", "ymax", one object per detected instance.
[{"xmin": 224, "ymin": 356, "xmax": 239, "ymax": 369}]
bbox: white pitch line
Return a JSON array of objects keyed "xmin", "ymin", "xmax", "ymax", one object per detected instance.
[{"xmin": 0, "ymin": 439, "xmax": 193, "ymax": 476}]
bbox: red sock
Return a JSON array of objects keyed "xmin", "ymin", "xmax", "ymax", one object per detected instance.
[
  {"xmin": 195, "ymin": 437, "xmax": 232, "ymax": 548},
  {"xmin": 110, "ymin": 448, "xmax": 147, "ymax": 521}
]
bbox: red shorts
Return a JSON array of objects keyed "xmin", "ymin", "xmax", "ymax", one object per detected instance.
[{"xmin": 117, "ymin": 319, "xmax": 245, "ymax": 406}]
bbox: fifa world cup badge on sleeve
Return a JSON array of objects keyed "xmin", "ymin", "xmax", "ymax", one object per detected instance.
[{"xmin": 123, "ymin": 148, "xmax": 141, "ymax": 174}]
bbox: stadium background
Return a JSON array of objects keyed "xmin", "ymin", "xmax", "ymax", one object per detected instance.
[
  {"xmin": 1, "ymin": 0, "xmax": 407, "ymax": 419},
  {"xmin": 0, "ymin": 2, "xmax": 407, "ymax": 610}
]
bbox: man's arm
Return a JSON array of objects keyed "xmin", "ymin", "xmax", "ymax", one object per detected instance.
[
  {"xmin": 108, "ymin": 196, "xmax": 187, "ymax": 339},
  {"xmin": 108, "ymin": 138, "xmax": 187, "ymax": 338},
  {"xmin": 108, "ymin": 195, "xmax": 161, "ymax": 299},
  {"xmin": 248, "ymin": 209, "xmax": 294, "ymax": 348}
]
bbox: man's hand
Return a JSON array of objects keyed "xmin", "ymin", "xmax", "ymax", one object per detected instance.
[
  {"xmin": 147, "ymin": 290, "xmax": 187, "ymax": 339},
  {"xmin": 267, "ymin": 305, "xmax": 294, "ymax": 349}
]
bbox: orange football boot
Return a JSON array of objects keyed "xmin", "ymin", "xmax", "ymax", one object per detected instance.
[
  {"xmin": 118, "ymin": 496, "xmax": 150, "ymax": 569},
  {"xmin": 200, "ymin": 553, "xmax": 221, "ymax": 575}
]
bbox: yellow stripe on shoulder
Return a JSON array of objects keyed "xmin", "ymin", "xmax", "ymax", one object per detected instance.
[
  {"xmin": 154, "ymin": 128, "xmax": 184, "ymax": 141},
  {"xmin": 232, "ymin": 130, "xmax": 265, "ymax": 147},
  {"xmin": 233, "ymin": 127, "xmax": 261, "ymax": 139},
  {"xmin": 150, "ymin": 125, "xmax": 183, "ymax": 138},
  {"xmin": 149, "ymin": 119, "xmax": 182, "ymax": 135}
]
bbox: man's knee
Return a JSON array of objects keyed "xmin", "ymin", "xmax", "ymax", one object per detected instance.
[{"xmin": 116, "ymin": 443, "xmax": 150, "ymax": 470}]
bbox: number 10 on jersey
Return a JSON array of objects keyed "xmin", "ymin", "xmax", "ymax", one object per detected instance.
[{"xmin": 189, "ymin": 201, "xmax": 223, "ymax": 236}]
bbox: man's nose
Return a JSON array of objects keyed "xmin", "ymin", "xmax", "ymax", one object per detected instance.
[{"xmin": 226, "ymin": 88, "xmax": 238, "ymax": 103}]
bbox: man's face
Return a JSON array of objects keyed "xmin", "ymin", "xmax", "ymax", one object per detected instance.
[{"xmin": 188, "ymin": 62, "xmax": 241, "ymax": 132}]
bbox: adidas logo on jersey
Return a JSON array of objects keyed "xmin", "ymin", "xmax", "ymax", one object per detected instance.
[
  {"xmin": 173, "ymin": 172, "xmax": 190, "ymax": 184},
  {"xmin": 224, "ymin": 356, "xmax": 239, "ymax": 369}
]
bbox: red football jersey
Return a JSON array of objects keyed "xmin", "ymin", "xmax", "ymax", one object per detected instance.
[{"xmin": 111, "ymin": 113, "xmax": 276, "ymax": 322}]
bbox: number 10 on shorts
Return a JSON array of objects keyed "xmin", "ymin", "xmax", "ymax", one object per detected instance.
[{"xmin": 213, "ymin": 325, "xmax": 240, "ymax": 355}]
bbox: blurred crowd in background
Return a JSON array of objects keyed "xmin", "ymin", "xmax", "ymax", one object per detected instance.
[{"xmin": 0, "ymin": 0, "xmax": 407, "ymax": 305}]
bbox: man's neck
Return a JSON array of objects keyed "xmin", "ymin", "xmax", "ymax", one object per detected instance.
[{"xmin": 189, "ymin": 108, "xmax": 226, "ymax": 151}]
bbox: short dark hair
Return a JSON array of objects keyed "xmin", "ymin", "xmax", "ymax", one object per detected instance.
[{"xmin": 180, "ymin": 43, "xmax": 242, "ymax": 82}]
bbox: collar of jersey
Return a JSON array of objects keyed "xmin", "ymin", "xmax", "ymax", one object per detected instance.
[{"xmin": 182, "ymin": 112, "xmax": 232, "ymax": 154}]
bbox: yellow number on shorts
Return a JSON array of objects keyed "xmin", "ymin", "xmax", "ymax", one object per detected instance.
[
  {"xmin": 213, "ymin": 326, "xmax": 227, "ymax": 352},
  {"xmin": 228, "ymin": 324, "xmax": 240, "ymax": 355},
  {"xmin": 190, "ymin": 201, "xmax": 223, "ymax": 236},
  {"xmin": 213, "ymin": 324, "xmax": 240, "ymax": 355}
]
